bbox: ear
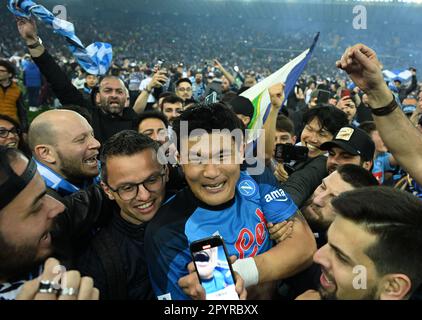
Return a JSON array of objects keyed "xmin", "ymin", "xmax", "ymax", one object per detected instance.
[
  {"xmin": 363, "ymin": 160, "xmax": 373, "ymax": 171},
  {"xmin": 291, "ymin": 136, "xmax": 297, "ymax": 144},
  {"xmin": 95, "ymin": 91, "xmax": 101, "ymax": 105},
  {"xmin": 100, "ymin": 181, "xmax": 115, "ymax": 201},
  {"xmin": 244, "ymin": 116, "xmax": 251, "ymax": 127},
  {"xmin": 379, "ymin": 274, "xmax": 412, "ymax": 300},
  {"xmin": 34, "ymin": 144, "xmax": 56, "ymax": 164}
]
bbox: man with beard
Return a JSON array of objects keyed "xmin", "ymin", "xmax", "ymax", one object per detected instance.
[
  {"xmin": 16, "ymin": 17, "xmax": 139, "ymax": 144},
  {"xmin": 275, "ymin": 164, "xmax": 378, "ymax": 299},
  {"xmin": 0, "ymin": 146, "xmax": 100, "ymax": 300},
  {"xmin": 321, "ymin": 125, "xmax": 375, "ymax": 175},
  {"xmin": 297, "ymin": 187, "xmax": 422, "ymax": 300},
  {"xmin": 28, "ymin": 110, "xmax": 101, "ymax": 197}
]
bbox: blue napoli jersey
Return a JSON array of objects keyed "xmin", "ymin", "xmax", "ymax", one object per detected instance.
[{"xmin": 144, "ymin": 169, "xmax": 298, "ymax": 300}]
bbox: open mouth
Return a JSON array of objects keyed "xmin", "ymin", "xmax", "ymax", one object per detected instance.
[
  {"xmin": 83, "ymin": 154, "xmax": 98, "ymax": 166},
  {"xmin": 134, "ymin": 200, "xmax": 156, "ymax": 214},
  {"xmin": 306, "ymin": 143, "xmax": 319, "ymax": 152},
  {"xmin": 203, "ymin": 181, "xmax": 226, "ymax": 192},
  {"xmin": 6, "ymin": 142, "xmax": 17, "ymax": 148},
  {"xmin": 320, "ymin": 270, "xmax": 336, "ymax": 290}
]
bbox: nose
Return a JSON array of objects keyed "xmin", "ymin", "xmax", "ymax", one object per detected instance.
[
  {"xmin": 203, "ymin": 163, "xmax": 220, "ymax": 180},
  {"xmin": 312, "ymin": 189, "xmax": 327, "ymax": 207},
  {"xmin": 89, "ymin": 136, "xmax": 101, "ymax": 150},
  {"xmin": 135, "ymin": 184, "xmax": 151, "ymax": 202},
  {"xmin": 313, "ymin": 243, "xmax": 330, "ymax": 268},
  {"xmin": 45, "ymin": 195, "xmax": 65, "ymax": 220}
]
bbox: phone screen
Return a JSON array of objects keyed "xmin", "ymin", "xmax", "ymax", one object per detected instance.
[{"xmin": 190, "ymin": 236, "xmax": 239, "ymax": 300}]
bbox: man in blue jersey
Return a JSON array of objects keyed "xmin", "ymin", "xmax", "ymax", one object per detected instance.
[{"xmin": 144, "ymin": 100, "xmax": 316, "ymax": 300}]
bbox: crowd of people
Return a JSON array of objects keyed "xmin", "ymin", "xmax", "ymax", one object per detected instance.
[{"xmin": 1, "ymin": 1, "xmax": 422, "ymax": 302}]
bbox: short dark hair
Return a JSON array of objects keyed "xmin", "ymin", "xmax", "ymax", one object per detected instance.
[
  {"xmin": 172, "ymin": 103, "xmax": 244, "ymax": 153},
  {"xmin": 100, "ymin": 130, "xmax": 161, "ymax": 183},
  {"xmin": 0, "ymin": 114, "xmax": 31, "ymax": 157},
  {"xmin": 332, "ymin": 187, "xmax": 422, "ymax": 296},
  {"xmin": 303, "ymin": 105, "xmax": 349, "ymax": 136},
  {"xmin": 0, "ymin": 60, "xmax": 15, "ymax": 79},
  {"xmin": 136, "ymin": 110, "xmax": 169, "ymax": 129},
  {"xmin": 336, "ymin": 164, "xmax": 379, "ymax": 188},
  {"xmin": 276, "ymin": 115, "xmax": 295, "ymax": 136},
  {"xmin": 175, "ymin": 78, "xmax": 192, "ymax": 88},
  {"xmin": 160, "ymin": 94, "xmax": 184, "ymax": 110},
  {"xmin": 359, "ymin": 121, "xmax": 377, "ymax": 135}
]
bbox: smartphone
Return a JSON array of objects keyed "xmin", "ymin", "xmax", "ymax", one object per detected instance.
[
  {"xmin": 190, "ymin": 235, "xmax": 239, "ymax": 300},
  {"xmin": 274, "ymin": 143, "xmax": 308, "ymax": 162},
  {"xmin": 316, "ymin": 89, "xmax": 331, "ymax": 104},
  {"xmin": 340, "ymin": 89, "xmax": 351, "ymax": 98}
]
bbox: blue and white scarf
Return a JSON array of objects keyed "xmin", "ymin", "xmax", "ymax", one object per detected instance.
[
  {"xmin": 35, "ymin": 159, "xmax": 99, "ymax": 196},
  {"xmin": 8, "ymin": 0, "xmax": 112, "ymax": 75}
]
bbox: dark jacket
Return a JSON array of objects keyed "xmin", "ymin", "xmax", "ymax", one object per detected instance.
[
  {"xmin": 32, "ymin": 50, "xmax": 139, "ymax": 143},
  {"xmin": 76, "ymin": 206, "xmax": 154, "ymax": 300},
  {"xmin": 281, "ymin": 155, "xmax": 328, "ymax": 208}
]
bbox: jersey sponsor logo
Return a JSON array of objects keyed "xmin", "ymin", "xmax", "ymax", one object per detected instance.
[
  {"xmin": 235, "ymin": 208, "xmax": 268, "ymax": 259},
  {"xmin": 264, "ymin": 188, "xmax": 288, "ymax": 203},
  {"xmin": 238, "ymin": 179, "xmax": 257, "ymax": 197}
]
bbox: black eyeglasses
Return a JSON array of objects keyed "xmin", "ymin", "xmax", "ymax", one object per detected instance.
[
  {"xmin": 106, "ymin": 168, "xmax": 166, "ymax": 201},
  {"xmin": 0, "ymin": 127, "xmax": 20, "ymax": 138}
]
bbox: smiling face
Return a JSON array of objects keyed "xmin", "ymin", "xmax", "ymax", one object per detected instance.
[
  {"xmin": 0, "ymin": 155, "xmax": 64, "ymax": 280},
  {"xmin": 302, "ymin": 171, "xmax": 355, "ymax": 231},
  {"xmin": 180, "ymin": 133, "xmax": 243, "ymax": 206},
  {"xmin": 301, "ymin": 118, "xmax": 333, "ymax": 158},
  {"xmin": 138, "ymin": 118, "xmax": 168, "ymax": 144},
  {"xmin": 51, "ymin": 115, "xmax": 101, "ymax": 183},
  {"xmin": 326, "ymin": 147, "xmax": 362, "ymax": 174},
  {"xmin": 0, "ymin": 118, "xmax": 20, "ymax": 149},
  {"xmin": 102, "ymin": 149, "xmax": 168, "ymax": 225},
  {"xmin": 313, "ymin": 215, "xmax": 381, "ymax": 300}
]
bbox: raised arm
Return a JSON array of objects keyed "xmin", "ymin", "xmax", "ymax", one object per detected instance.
[
  {"xmin": 262, "ymin": 83, "xmax": 285, "ymax": 161},
  {"xmin": 133, "ymin": 70, "xmax": 168, "ymax": 114},
  {"xmin": 16, "ymin": 17, "xmax": 86, "ymax": 108},
  {"xmin": 337, "ymin": 44, "xmax": 422, "ymax": 185}
]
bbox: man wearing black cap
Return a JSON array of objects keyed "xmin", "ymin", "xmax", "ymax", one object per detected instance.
[
  {"xmin": 228, "ymin": 95, "xmax": 255, "ymax": 128},
  {"xmin": 320, "ymin": 126, "xmax": 375, "ymax": 175}
]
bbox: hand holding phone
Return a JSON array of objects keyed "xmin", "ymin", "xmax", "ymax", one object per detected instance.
[
  {"xmin": 190, "ymin": 236, "xmax": 239, "ymax": 300},
  {"xmin": 274, "ymin": 143, "xmax": 308, "ymax": 163}
]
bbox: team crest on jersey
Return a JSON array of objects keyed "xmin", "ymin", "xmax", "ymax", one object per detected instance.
[
  {"xmin": 238, "ymin": 179, "xmax": 257, "ymax": 197},
  {"xmin": 264, "ymin": 188, "xmax": 288, "ymax": 203}
]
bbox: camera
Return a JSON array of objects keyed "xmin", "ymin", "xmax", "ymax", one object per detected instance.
[{"xmin": 274, "ymin": 143, "xmax": 308, "ymax": 163}]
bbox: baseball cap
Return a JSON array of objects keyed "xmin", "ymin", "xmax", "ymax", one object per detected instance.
[
  {"xmin": 228, "ymin": 96, "xmax": 255, "ymax": 119},
  {"xmin": 320, "ymin": 126, "xmax": 375, "ymax": 161}
]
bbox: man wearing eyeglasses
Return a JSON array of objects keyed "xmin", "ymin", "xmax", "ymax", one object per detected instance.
[
  {"xmin": 175, "ymin": 78, "xmax": 193, "ymax": 104},
  {"xmin": 0, "ymin": 60, "xmax": 28, "ymax": 135},
  {"xmin": 76, "ymin": 130, "xmax": 169, "ymax": 300}
]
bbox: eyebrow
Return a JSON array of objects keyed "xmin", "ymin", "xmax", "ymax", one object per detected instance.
[
  {"xmin": 31, "ymin": 189, "xmax": 47, "ymax": 209},
  {"xmin": 328, "ymin": 242, "xmax": 355, "ymax": 265}
]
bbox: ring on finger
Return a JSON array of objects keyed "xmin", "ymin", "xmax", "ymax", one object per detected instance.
[{"xmin": 60, "ymin": 287, "xmax": 78, "ymax": 296}]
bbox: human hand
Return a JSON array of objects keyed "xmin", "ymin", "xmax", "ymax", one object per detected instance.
[
  {"xmin": 274, "ymin": 162, "xmax": 289, "ymax": 182},
  {"xmin": 16, "ymin": 17, "xmax": 39, "ymax": 45},
  {"xmin": 178, "ymin": 256, "xmax": 247, "ymax": 300},
  {"xmin": 269, "ymin": 83, "xmax": 285, "ymax": 109},
  {"xmin": 147, "ymin": 70, "xmax": 168, "ymax": 91},
  {"xmin": 16, "ymin": 258, "xmax": 99, "ymax": 300},
  {"xmin": 267, "ymin": 220, "xmax": 294, "ymax": 244},
  {"xmin": 336, "ymin": 44, "xmax": 391, "ymax": 107}
]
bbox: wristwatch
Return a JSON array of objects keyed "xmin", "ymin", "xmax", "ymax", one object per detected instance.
[{"xmin": 27, "ymin": 37, "xmax": 43, "ymax": 49}]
